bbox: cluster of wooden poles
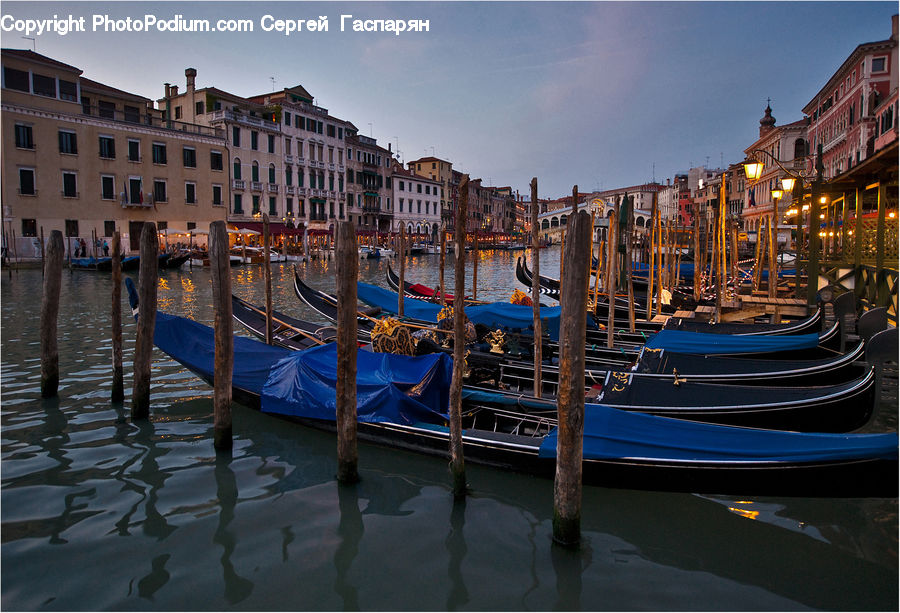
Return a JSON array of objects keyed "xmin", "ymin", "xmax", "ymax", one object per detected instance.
[{"xmin": 36, "ymin": 175, "xmax": 683, "ymax": 550}]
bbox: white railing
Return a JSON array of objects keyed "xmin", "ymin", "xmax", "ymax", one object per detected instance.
[{"xmin": 232, "ymin": 180, "xmax": 245, "ymax": 190}]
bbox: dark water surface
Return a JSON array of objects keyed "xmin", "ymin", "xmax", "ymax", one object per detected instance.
[{"xmin": 2, "ymin": 250, "xmax": 897, "ymax": 611}]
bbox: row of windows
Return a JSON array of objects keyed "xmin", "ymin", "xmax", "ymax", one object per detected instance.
[
  {"xmin": 397, "ymin": 199, "xmax": 439, "ymax": 215},
  {"xmin": 15, "ymin": 167, "xmax": 222, "ymax": 206},
  {"xmin": 3, "ymin": 66, "xmax": 77, "ymax": 101},
  {"xmin": 397, "ymin": 180, "xmax": 438, "ymax": 195},
  {"xmin": 13, "ymin": 124, "xmax": 223, "ymax": 169}
]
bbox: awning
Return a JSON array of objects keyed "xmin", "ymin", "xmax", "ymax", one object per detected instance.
[{"xmin": 230, "ymin": 221, "xmax": 306, "ymax": 236}]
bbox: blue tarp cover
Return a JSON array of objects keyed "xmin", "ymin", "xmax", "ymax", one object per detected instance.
[
  {"xmin": 539, "ymin": 403, "xmax": 898, "ymax": 463},
  {"xmin": 261, "ymin": 344, "xmax": 452, "ymax": 424},
  {"xmin": 152, "ymin": 311, "xmax": 453, "ymax": 426},
  {"xmin": 644, "ymin": 330, "xmax": 820, "ymax": 354},
  {"xmin": 357, "ymin": 282, "xmax": 594, "ymax": 340},
  {"xmin": 153, "ymin": 311, "xmax": 291, "ymax": 393}
]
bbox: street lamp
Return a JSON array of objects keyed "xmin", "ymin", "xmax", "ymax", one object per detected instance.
[{"xmin": 743, "ymin": 144, "xmax": 824, "ymax": 307}]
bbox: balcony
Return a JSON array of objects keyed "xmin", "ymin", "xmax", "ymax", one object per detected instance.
[
  {"xmin": 251, "ymin": 182, "xmax": 264, "ymax": 192},
  {"xmin": 317, "ymin": 161, "xmax": 326, "ymax": 169},
  {"xmin": 328, "ymin": 191, "xmax": 336, "ymax": 198},
  {"xmin": 297, "ymin": 187, "xmax": 307, "ymax": 196},
  {"xmin": 268, "ymin": 183, "xmax": 279, "ymax": 193},
  {"xmin": 328, "ymin": 163, "xmax": 336, "ymax": 171},
  {"xmin": 232, "ymin": 179, "xmax": 245, "ymax": 190},
  {"xmin": 297, "ymin": 157, "xmax": 306, "ymax": 165},
  {"xmin": 285, "ymin": 154, "xmax": 294, "ymax": 164},
  {"xmin": 80, "ymin": 105, "xmax": 223, "ymax": 138},
  {"xmin": 338, "ymin": 164, "xmax": 345, "ymax": 173},
  {"xmin": 209, "ymin": 109, "xmax": 279, "ymax": 131},
  {"xmin": 286, "ymin": 185, "xmax": 295, "ymax": 195}
]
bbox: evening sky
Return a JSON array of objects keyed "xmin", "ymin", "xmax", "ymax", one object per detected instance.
[{"xmin": 2, "ymin": 1, "xmax": 897, "ymax": 198}]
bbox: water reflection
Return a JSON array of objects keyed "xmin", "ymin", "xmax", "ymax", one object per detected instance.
[
  {"xmin": 551, "ymin": 537, "xmax": 592, "ymax": 611},
  {"xmin": 445, "ymin": 499, "xmax": 469, "ymax": 610},
  {"xmin": 213, "ymin": 450, "xmax": 254, "ymax": 605},
  {"xmin": 1, "ymin": 264, "xmax": 896, "ymax": 611},
  {"xmin": 334, "ymin": 482, "xmax": 363, "ymax": 610}
]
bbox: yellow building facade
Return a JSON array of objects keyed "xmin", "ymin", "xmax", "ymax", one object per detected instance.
[{"xmin": 1, "ymin": 50, "xmax": 227, "ymax": 256}]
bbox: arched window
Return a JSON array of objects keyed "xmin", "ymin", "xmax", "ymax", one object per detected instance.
[
  {"xmin": 268, "ymin": 164, "xmax": 276, "ymax": 184},
  {"xmin": 251, "ymin": 161, "xmax": 259, "ymax": 182},
  {"xmin": 793, "ymin": 138, "xmax": 808, "ymax": 160},
  {"xmin": 233, "ymin": 158, "xmax": 242, "ymax": 180},
  {"xmin": 636, "ymin": 217, "xmax": 645, "ymax": 227},
  {"xmin": 541, "ymin": 219, "xmax": 550, "ymax": 230}
]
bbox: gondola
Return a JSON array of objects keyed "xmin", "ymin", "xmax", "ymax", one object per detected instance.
[
  {"xmin": 148, "ymin": 279, "xmax": 881, "ymax": 434},
  {"xmin": 162, "ymin": 251, "xmax": 192, "ymax": 269},
  {"xmin": 251, "ymin": 286, "xmax": 871, "ymax": 393},
  {"xmin": 386, "ymin": 264, "xmax": 483, "ymax": 305},
  {"xmin": 516, "ymin": 256, "xmax": 694, "ymax": 314},
  {"xmin": 295, "ymin": 269, "xmax": 846, "ymax": 366},
  {"xmin": 231, "ymin": 294, "xmax": 338, "ymax": 350},
  {"xmin": 129, "ymin": 295, "xmax": 898, "ymax": 496},
  {"xmin": 70, "ymin": 254, "xmax": 139, "ymax": 271},
  {"xmin": 353, "ymin": 277, "xmax": 846, "ymax": 359},
  {"xmin": 663, "ymin": 308, "xmax": 824, "ymax": 336}
]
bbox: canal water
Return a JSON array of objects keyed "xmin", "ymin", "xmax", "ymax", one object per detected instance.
[{"xmin": 2, "ymin": 249, "xmax": 897, "ymax": 611}]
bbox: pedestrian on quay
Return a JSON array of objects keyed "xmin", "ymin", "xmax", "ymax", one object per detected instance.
[
  {"xmin": 79, "ymin": 238, "xmax": 87, "ymax": 257},
  {"xmin": 103, "ymin": 240, "xmax": 109, "ymax": 256}
]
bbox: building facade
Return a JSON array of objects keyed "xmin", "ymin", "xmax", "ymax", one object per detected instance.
[
  {"xmin": 802, "ymin": 16, "xmax": 897, "ymax": 179},
  {"xmin": 2, "ymin": 50, "xmax": 226, "ymax": 256},
  {"xmin": 391, "ymin": 162, "xmax": 441, "ymax": 238}
]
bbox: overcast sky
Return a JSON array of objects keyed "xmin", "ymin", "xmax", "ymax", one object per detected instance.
[{"xmin": 3, "ymin": 1, "xmax": 897, "ymax": 197}]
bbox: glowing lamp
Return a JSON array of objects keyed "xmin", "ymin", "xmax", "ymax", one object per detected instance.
[
  {"xmin": 780, "ymin": 177, "xmax": 796, "ymax": 193},
  {"xmin": 743, "ymin": 161, "xmax": 764, "ymax": 181}
]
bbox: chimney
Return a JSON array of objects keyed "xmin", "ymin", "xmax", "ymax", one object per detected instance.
[
  {"xmin": 185, "ymin": 68, "xmax": 197, "ymax": 91},
  {"xmin": 171, "ymin": 85, "xmax": 179, "ymax": 96},
  {"xmin": 164, "ymin": 82, "xmax": 171, "ymax": 97},
  {"xmin": 892, "ymin": 14, "xmax": 898, "ymax": 41}
]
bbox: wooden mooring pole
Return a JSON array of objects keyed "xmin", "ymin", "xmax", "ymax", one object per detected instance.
[
  {"xmin": 111, "ymin": 231, "xmax": 124, "ymax": 402},
  {"xmin": 646, "ymin": 195, "xmax": 657, "ymax": 320},
  {"xmin": 439, "ymin": 225, "xmax": 447, "ymax": 306},
  {"xmin": 605, "ymin": 208, "xmax": 617, "ymax": 349},
  {"xmin": 449, "ymin": 175, "xmax": 469, "ymax": 498},
  {"xmin": 264, "ymin": 214, "xmax": 273, "ymax": 345},
  {"xmin": 553, "ymin": 209, "xmax": 591, "ymax": 547},
  {"xmin": 131, "ymin": 222, "xmax": 158, "ymax": 420},
  {"xmin": 336, "ymin": 221, "xmax": 359, "ymax": 483},
  {"xmin": 530, "ymin": 178, "xmax": 542, "ymax": 398},
  {"xmin": 210, "ymin": 221, "xmax": 233, "ymax": 449},
  {"xmin": 399, "ymin": 224, "xmax": 406, "ymax": 317},
  {"xmin": 625, "ymin": 196, "xmax": 636, "ymax": 332},
  {"xmin": 40, "ymin": 230, "xmax": 63, "ymax": 398}
]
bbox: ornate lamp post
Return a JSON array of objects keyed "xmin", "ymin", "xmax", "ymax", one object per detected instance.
[{"xmin": 743, "ymin": 143, "xmax": 824, "ymax": 308}]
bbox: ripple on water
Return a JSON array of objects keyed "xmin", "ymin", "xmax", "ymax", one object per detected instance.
[{"xmin": 1, "ymin": 263, "xmax": 897, "ymax": 612}]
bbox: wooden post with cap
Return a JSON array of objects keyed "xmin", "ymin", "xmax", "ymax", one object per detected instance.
[
  {"xmin": 336, "ymin": 220, "xmax": 360, "ymax": 483},
  {"xmin": 40, "ymin": 230, "xmax": 63, "ymax": 398},
  {"xmin": 553, "ymin": 209, "xmax": 591, "ymax": 547},
  {"xmin": 131, "ymin": 222, "xmax": 158, "ymax": 420},
  {"xmin": 111, "ymin": 231, "xmax": 124, "ymax": 402},
  {"xmin": 531, "ymin": 178, "xmax": 543, "ymax": 398},
  {"xmin": 210, "ymin": 220, "xmax": 233, "ymax": 449},
  {"xmin": 449, "ymin": 175, "xmax": 469, "ymax": 498}
]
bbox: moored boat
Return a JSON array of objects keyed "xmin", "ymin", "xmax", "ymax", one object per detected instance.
[{"xmin": 132, "ymin": 298, "xmax": 898, "ymax": 496}]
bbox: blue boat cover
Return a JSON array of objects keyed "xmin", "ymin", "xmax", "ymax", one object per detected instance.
[
  {"xmin": 357, "ymin": 282, "xmax": 594, "ymax": 340},
  {"xmin": 153, "ymin": 311, "xmax": 292, "ymax": 393},
  {"xmin": 152, "ymin": 311, "xmax": 452, "ymax": 426},
  {"xmin": 261, "ymin": 344, "xmax": 452, "ymax": 425},
  {"xmin": 539, "ymin": 403, "xmax": 898, "ymax": 463},
  {"xmin": 644, "ymin": 330, "xmax": 820, "ymax": 354}
]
